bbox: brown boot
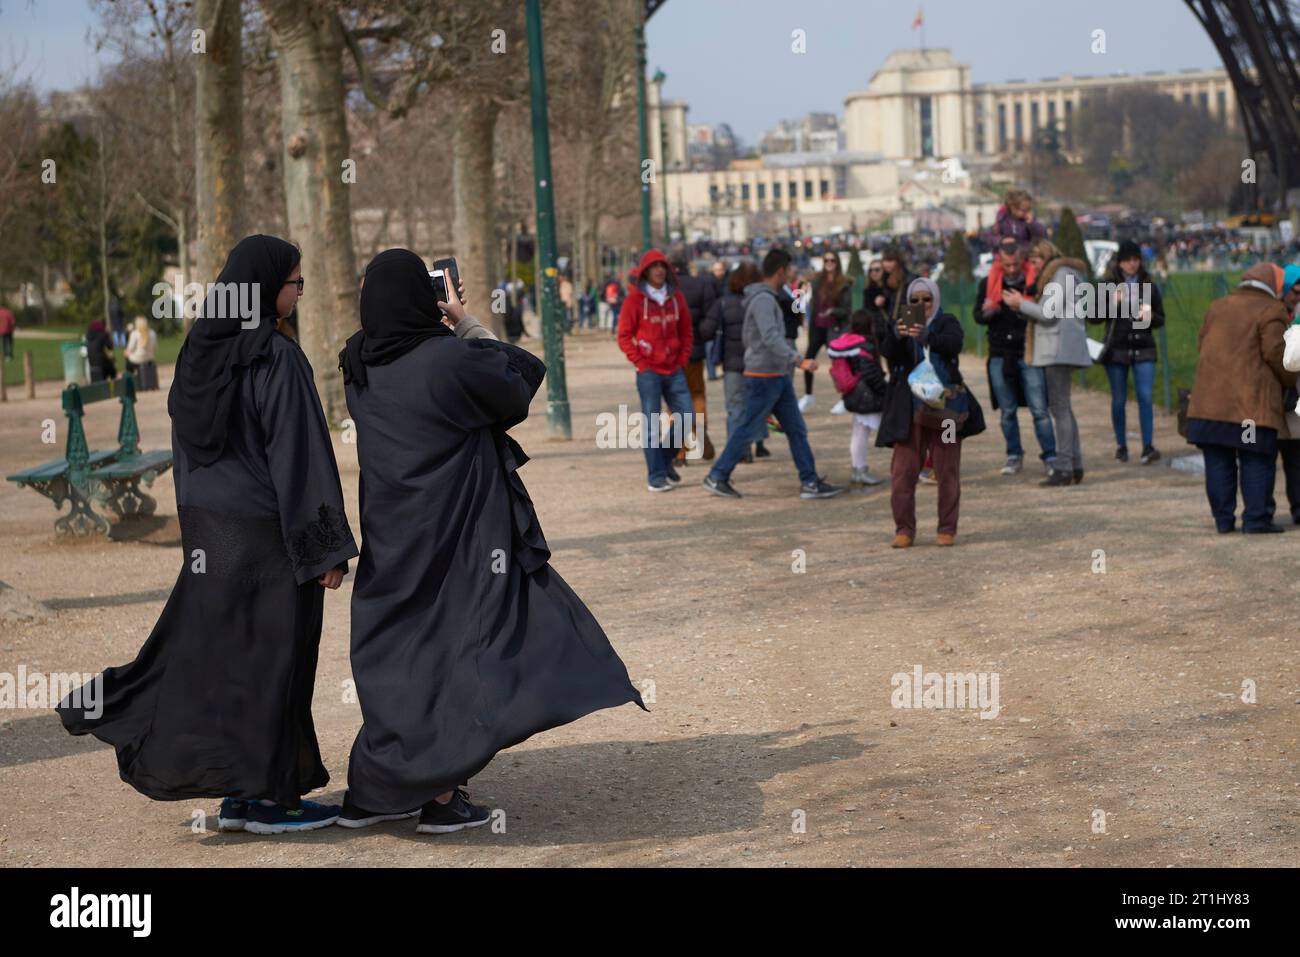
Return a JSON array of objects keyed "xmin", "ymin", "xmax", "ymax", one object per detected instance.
[
  {"xmin": 891, "ymin": 534, "xmax": 914, "ymax": 549},
  {"xmin": 936, "ymin": 533, "xmax": 956, "ymax": 547}
]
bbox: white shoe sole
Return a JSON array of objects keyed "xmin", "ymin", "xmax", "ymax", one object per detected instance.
[
  {"xmin": 647, "ymin": 483, "xmax": 675, "ymax": 492},
  {"xmin": 415, "ymin": 817, "xmax": 491, "ymax": 835},
  {"xmin": 242, "ymin": 815, "xmax": 340, "ymax": 835},
  {"xmin": 335, "ymin": 810, "xmax": 420, "ymax": 829},
  {"xmin": 217, "ymin": 818, "xmax": 246, "ymax": 832}
]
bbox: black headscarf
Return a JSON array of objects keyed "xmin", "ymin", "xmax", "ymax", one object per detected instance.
[
  {"xmin": 339, "ymin": 248, "xmax": 453, "ymax": 389},
  {"xmin": 168, "ymin": 234, "xmax": 300, "ymax": 468}
]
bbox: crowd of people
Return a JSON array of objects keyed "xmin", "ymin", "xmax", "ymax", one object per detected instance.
[{"xmin": 611, "ymin": 191, "xmax": 1300, "ymax": 542}]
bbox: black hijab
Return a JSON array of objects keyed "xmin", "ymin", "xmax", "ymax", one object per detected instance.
[
  {"xmin": 339, "ymin": 248, "xmax": 452, "ymax": 389},
  {"xmin": 168, "ymin": 234, "xmax": 300, "ymax": 468}
]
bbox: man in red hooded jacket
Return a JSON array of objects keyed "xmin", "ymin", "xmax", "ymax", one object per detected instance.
[{"xmin": 617, "ymin": 249, "xmax": 696, "ymax": 492}]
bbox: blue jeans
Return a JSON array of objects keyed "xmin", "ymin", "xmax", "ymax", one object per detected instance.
[
  {"xmin": 1104, "ymin": 361, "xmax": 1156, "ymax": 449},
  {"xmin": 708, "ymin": 373, "xmax": 818, "ymax": 485},
  {"xmin": 1201, "ymin": 443, "xmax": 1276, "ymax": 531},
  {"xmin": 635, "ymin": 369, "xmax": 694, "ymax": 483},
  {"xmin": 987, "ymin": 356, "xmax": 1055, "ymax": 460}
]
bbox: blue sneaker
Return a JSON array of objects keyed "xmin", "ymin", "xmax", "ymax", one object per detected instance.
[
  {"xmin": 242, "ymin": 799, "xmax": 341, "ymax": 835},
  {"xmin": 218, "ymin": 798, "xmax": 248, "ymax": 832}
]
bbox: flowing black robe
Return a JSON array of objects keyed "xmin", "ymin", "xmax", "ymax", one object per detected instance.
[
  {"xmin": 57, "ymin": 334, "xmax": 358, "ymax": 805},
  {"xmin": 344, "ymin": 335, "xmax": 645, "ymax": 813}
]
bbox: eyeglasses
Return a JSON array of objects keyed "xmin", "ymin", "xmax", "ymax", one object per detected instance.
[{"xmin": 285, "ymin": 277, "xmax": 305, "ymax": 293}]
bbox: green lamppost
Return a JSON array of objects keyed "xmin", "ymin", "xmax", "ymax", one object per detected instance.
[
  {"xmin": 525, "ymin": 0, "xmax": 570, "ymax": 438},
  {"xmin": 635, "ymin": 14, "xmax": 652, "ymax": 251},
  {"xmin": 635, "ymin": 2, "xmax": 667, "ymax": 251},
  {"xmin": 653, "ymin": 68, "xmax": 671, "ymax": 246}
]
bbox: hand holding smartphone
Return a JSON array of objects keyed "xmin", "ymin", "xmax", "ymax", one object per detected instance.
[
  {"xmin": 900, "ymin": 303, "xmax": 927, "ymax": 334},
  {"xmin": 429, "ymin": 257, "xmax": 463, "ymax": 323}
]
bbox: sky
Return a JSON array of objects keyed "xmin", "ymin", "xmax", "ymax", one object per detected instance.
[
  {"xmin": 2, "ymin": 0, "xmax": 1225, "ymax": 145},
  {"xmin": 645, "ymin": 0, "xmax": 1224, "ymax": 143}
]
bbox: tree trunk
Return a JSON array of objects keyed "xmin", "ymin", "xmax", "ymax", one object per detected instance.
[
  {"xmin": 195, "ymin": 0, "xmax": 244, "ymax": 296},
  {"xmin": 39, "ymin": 262, "xmax": 50, "ymax": 325},
  {"xmin": 262, "ymin": 0, "xmax": 359, "ymax": 423},
  {"xmin": 453, "ymin": 96, "xmax": 501, "ymax": 336},
  {"xmin": 97, "ymin": 118, "xmax": 111, "ymax": 327}
]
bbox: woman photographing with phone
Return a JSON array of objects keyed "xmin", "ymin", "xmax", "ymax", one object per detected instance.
[
  {"xmin": 876, "ymin": 277, "xmax": 984, "ymax": 548},
  {"xmin": 336, "ymin": 249, "xmax": 645, "ymax": 834}
]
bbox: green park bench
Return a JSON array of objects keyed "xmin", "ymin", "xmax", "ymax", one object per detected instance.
[{"xmin": 6, "ymin": 374, "xmax": 173, "ymax": 538}]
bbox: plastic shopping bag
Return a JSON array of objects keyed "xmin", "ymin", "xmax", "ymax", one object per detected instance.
[{"xmin": 908, "ymin": 348, "xmax": 947, "ymax": 409}]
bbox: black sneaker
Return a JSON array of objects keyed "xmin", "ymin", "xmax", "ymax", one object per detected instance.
[
  {"xmin": 1140, "ymin": 446, "xmax": 1160, "ymax": 465},
  {"xmin": 703, "ymin": 475, "xmax": 742, "ymax": 499},
  {"xmin": 242, "ymin": 799, "xmax": 341, "ymax": 835},
  {"xmin": 665, "ymin": 464, "xmax": 682, "ymax": 484},
  {"xmin": 416, "ymin": 788, "xmax": 491, "ymax": 834},
  {"xmin": 1243, "ymin": 524, "xmax": 1286, "ymax": 534},
  {"xmin": 647, "ymin": 478, "xmax": 675, "ymax": 493},
  {"xmin": 218, "ymin": 798, "xmax": 248, "ymax": 832},
  {"xmin": 755, "ymin": 441, "xmax": 772, "ymax": 458},
  {"xmin": 1115, "ymin": 446, "xmax": 1129, "ymax": 462},
  {"xmin": 1072, "ymin": 469, "xmax": 1084, "ymax": 485},
  {"xmin": 336, "ymin": 791, "xmax": 420, "ymax": 829},
  {"xmin": 1040, "ymin": 469, "xmax": 1073, "ymax": 487},
  {"xmin": 800, "ymin": 477, "xmax": 847, "ymax": 500}
]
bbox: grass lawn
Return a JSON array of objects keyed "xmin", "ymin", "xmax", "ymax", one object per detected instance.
[{"xmin": 3, "ymin": 325, "xmax": 183, "ymax": 385}]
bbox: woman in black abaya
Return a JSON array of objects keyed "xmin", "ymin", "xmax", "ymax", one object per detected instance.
[
  {"xmin": 337, "ymin": 249, "xmax": 645, "ymax": 834},
  {"xmin": 57, "ymin": 235, "xmax": 358, "ymax": 835}
]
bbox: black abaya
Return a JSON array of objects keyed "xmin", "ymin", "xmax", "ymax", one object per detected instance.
[
  {"xmin": 57, "ymin": 334, "xmax": 358, "ymax": 805},
  {"xmin": 344, "ymin": 335, "xmax": 646, "ymax": 813}
]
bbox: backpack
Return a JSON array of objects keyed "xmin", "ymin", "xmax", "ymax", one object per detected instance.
[{"xmin": 827, "ymin": 332, "xmax": 866, "ymax": 395}]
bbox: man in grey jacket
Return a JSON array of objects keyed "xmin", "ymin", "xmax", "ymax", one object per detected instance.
[{"xmin": 703, "ymin": 249, "xmax": 845, "ymax": 500}]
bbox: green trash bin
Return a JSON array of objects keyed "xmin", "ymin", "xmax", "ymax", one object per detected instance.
[{"xmin": 61, "ymin": 341, "xmax": 87, "ymax": 386}]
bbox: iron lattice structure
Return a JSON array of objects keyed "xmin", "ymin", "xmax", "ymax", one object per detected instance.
[{"xmin": 1185, "ymin": 1, "xmax": 1300, "ymax": 202}]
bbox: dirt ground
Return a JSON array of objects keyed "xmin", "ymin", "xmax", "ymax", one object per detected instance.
[{"xmin": 1, "ymin": 333, "xmax": 1297, "ymax": 868}]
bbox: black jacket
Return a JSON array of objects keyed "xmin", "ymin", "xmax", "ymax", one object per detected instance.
[
  {"xmin": 974, "ymin": 273, "xmax": 1031, "ymax": 359},
  {"xmin": 678, "ymin": 272, "xmax": 719, "ymax": 363},
  {"xmin": 828, "ymin": 339, "xmax": 887, "ymax": 414},
  {"xmin": 876, "ymin": 312, "xmax": 984, "ymax": 447},
  {"xmin": 1089, "ymin": 274, "xmax": 1165, "ymax": 365},
  {"xmin": 707, "ymin": 292, "xmax": 747, "ymax": 373},
  {"xmin": 778, "ymin": 288, "xmax": 802, "ymax": 341}
]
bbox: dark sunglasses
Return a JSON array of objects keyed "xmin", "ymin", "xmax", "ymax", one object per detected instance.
[
  {"xmin": 909, "ymin": 295, "xmax": 933, "ymax": 303},
  {"xmin": 285, "ymin": 277, "xmax": 305, "ymax": 293}
]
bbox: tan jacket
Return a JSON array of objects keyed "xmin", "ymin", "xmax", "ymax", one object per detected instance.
[{"xmin": 1187, "ymin": 285, "xmax": 1295, "ymax": 432}]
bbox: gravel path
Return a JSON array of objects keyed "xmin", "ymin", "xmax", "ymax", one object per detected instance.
[{"xmin": 1, "ymin": 335, "xmax": 1296, "ymax": 867}]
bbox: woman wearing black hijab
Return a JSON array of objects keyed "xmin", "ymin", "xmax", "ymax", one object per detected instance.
[
  {"xmin": 337, "ymin": 249, "xmax": 645, "ymax": 834},
  {"xmin": 57, "ymin": 235, "xmax": 358, "ymax": 835}
]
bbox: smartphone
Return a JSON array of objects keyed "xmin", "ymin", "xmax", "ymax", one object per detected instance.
[
  {"xmin": 900, "ymin": 303, "xmax": 927, "ymax": 331},
  {"xmin": 429, "ymin": 257, "xmax": 461, "ymax": 317}
]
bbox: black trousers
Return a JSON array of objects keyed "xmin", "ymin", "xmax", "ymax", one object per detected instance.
[
  {"xmin": 1270, "ymin": 440, "xmax": 1300, "ymax": 524},
  {"xmin": 804, "ymin": 324, "xmax": 833, "ymax": 395}
]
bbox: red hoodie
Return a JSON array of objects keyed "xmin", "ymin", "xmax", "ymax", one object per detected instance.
[{"xmin": 617, "ymin": 249, "xmax": 693, "ymax": 374}]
